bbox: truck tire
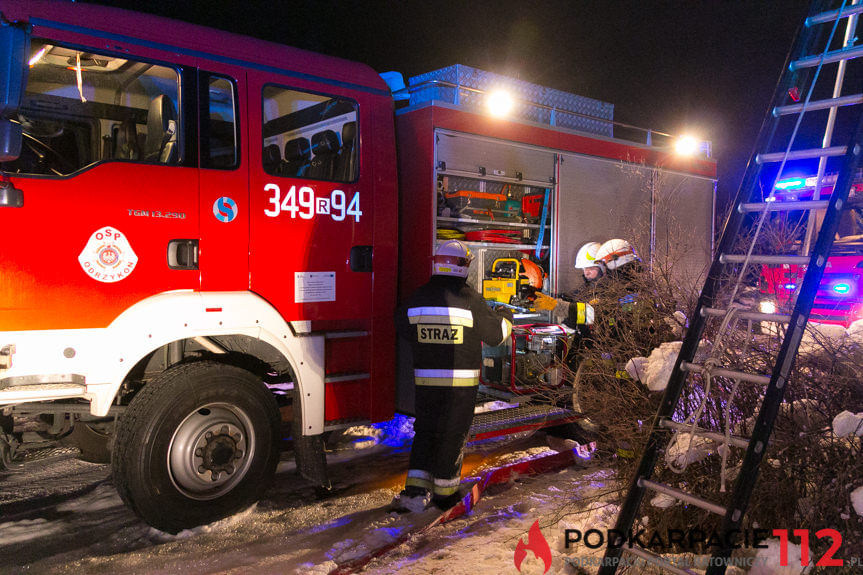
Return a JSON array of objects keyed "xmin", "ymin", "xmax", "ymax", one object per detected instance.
[{"xmin": 112, "ymin": 361, "xmax": 281, "ymax": 533}]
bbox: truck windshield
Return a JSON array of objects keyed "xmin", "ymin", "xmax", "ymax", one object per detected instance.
[{"xmin": 1, "ymin": 39, "xmax": 181, "ymax": 176}]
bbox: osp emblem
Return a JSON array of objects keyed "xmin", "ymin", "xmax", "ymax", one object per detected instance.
[
  {"xmin": 514, "ymin": 520, "xmax": 552, "ymax": 573},
  {"xmin": 213, "ymin": 196, "xmax": 238, "ymax": 222},
  {"xmin": 78, "ymin": 226, "xmax": 138, "ymax": 283}
]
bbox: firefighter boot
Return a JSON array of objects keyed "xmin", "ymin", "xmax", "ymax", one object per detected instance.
[{"xmin": 391, "ymin": 486, "xmax": 431, "ymax": 513}]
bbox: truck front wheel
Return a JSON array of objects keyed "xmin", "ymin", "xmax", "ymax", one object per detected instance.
[{"xmin": 112, "ymin": 361, "xmax": 281, "ymax": 533}]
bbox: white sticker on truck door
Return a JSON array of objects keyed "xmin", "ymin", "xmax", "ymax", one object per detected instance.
[
  {"xmin": 78, "ymin": 226, "xmax": 138, "ymax": 283},
  {"xmin": 295, "ymin": 271, "xmax": 336, "ymax": 303}
]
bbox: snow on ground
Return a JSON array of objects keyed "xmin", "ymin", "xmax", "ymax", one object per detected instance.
[
  {"xmin": 1, "ymin": 415, "xmax": 850, "ymax": 574},
  {"xmin": 749, "ymin": 539, "xmax": 811, "ymax": 575}
]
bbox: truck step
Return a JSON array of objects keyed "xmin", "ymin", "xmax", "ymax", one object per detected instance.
[
  {"xmin": 0, "ymin": 383, "xmax": 87, "ymax": 403},
  {"xmin": 469, "ymin": 403, "xmax": 578, "ymax": 441}
]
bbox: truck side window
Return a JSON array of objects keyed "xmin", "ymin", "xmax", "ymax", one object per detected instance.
[
  {"xmin": 201, "ymin": 74, "xmax": 239, "ymax": 169},
  {"xmin": 261, "ymin": 85, "xmax": 358, "ymax": 182},
  {"xmin": 0, "ymin": 39, "xmax": 182, "ymax": 176}
]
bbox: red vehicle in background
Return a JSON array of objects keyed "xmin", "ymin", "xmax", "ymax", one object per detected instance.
[{"xmin": 758, "ymin": 174, "xmax": 863, "ymax": 327}]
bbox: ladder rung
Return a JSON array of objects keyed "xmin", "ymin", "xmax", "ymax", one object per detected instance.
[
  {"xmin": 621, "ymin": 546, "xmax": 699, "ymax": 575},
  {"xmin": 719, "ymin": 253, "xmax": 810, "ymax": 265},
  {"xmin": 659, "ymin": 418, "xmax": 750, "ymax": 449},
  {"xmin": 739, "ymin": 199, "xmax": 829, "ymax": 213},
  {"xmin": 701, "ymin": 307, "xmax": 791, "ymax": 324},
  {"xmin": 791, "ymin": 45, "xmax": 863, "ymax": 71},
  {"xmin": 774, "ymin": 93, "xmax": 863, "ymax": 117},
  {"xmin": 639, "ymin": 479, "xmax": 727, "ymax": 515},
  {"xmin": 806, "ymin": 4, "xmax": 863, "ymax": 26},
  {"xmin": 681, "ymin": 361, "xmax": 771, "ymax": 385},
  {"xmin": 757, "ymin": 146, "xmax": 846, "ymax": 164},
  {"xmin": 622, "ymin": 546, "xmax": 700, "ymax": 575}
]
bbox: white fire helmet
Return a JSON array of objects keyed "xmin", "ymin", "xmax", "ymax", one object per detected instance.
[
  {"xmin": 574, "ymin": 241, "xmax": 603, "ymax": 269},
  {"xmin": 596, "ymin": 239, "xmax": 639, "ymax": 270},
  {"xmin": 432, "ymin": 240, "xmax": 474, "ymax": 277}
]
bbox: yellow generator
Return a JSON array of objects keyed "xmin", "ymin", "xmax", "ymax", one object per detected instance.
[{"xmin": 482, "ymin": 258, "xmax": 544, "ymax": 305}]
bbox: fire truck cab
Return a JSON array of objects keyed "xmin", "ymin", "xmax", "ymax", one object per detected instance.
[{"xmin": 0, "ymin": 0, "xmax": 397, "ymax": 532}]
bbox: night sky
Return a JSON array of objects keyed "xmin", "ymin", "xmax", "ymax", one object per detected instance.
[{"xmin": 95, "ymin": 0, "xmax": 814, "ymax": 211}]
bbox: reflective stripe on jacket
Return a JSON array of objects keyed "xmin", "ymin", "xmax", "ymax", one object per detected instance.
[{"xmin": 397, "ymin": 275, "xmax": 512, "ymax": 386}]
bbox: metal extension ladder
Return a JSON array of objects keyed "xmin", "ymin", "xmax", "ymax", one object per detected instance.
[{"xmin": 601, "ymin": 1, "xmax": 863, "ymax": 573}]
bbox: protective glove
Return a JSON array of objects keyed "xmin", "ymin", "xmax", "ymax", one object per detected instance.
[{"xmin": 533, "ymin": 292, "xmax": 560, "ymax": 311}]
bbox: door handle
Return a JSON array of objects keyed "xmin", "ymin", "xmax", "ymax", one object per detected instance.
[
  {"xmin": 167, "ymin": 239, "xmax": 199, "ymax": 270},
  {"xmin": 0, "ymin": 181, "xmax": 23, "ymax": 208},
  {"xmin": 350, "ymin": 245, "xmax": 373, "ymax": 272}
]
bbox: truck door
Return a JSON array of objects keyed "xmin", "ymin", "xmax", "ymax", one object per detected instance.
[
  {"xmin": 197, "ymin": 69, "xmax": 249, "ymax": 291},
  {"xmin": 247, "ymin": 74, "xmax": 372, "ymax": 323},
  {"xmin": 0, "ymin": 39, "xmax": 199, "ymax": 332}
]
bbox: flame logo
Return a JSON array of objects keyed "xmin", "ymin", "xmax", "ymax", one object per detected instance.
[{"xmin": 514, "ymin": 520, "xmax": 552, "ymax": 573}]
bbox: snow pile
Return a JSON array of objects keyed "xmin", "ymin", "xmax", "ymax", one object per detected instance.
[
  {"xmin": 650, "ymin": 492, "xmax": 678, "ymax": 509},
  {"xmin": 832, "ymin": 410, "xmax": 863, "ymax": 438},
  {"xmin": 331, "ymin": 425, "xmax": 385, "ymax": 450},
  {"xmin": 663, "ymin": 310, "xmax": 688, "ymax": 338},
  {"xmin": 665, "ymin": 432, "xmax": 715, "ymax": 468},
  {"xmin": 749, "ymin": 538, "xmax": 812, "ymax": 574},
  {"xmin": 626, "ymin": 341, "xmax": 682, "ymax": 391},
  {"xmin": 150, "ymin": 503, "xmax": 258, "ymax": 541},
  {"xmin": 474, "ymin": 400, "xmax": 519, "ymax": 414},
  {"xmin": 799, "ymin": 319, "xmax": 863, "ymax": 354},
  {"xmin": 852, "ymin": 485, "xmax": 863, "ymax": 517},
  {"xmin": 371, "ymin": 413, "xmax": 415, "ymax": 447}
]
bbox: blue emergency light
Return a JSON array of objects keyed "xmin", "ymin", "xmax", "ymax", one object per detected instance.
[
  {"xmin": 775, "ymin": 178, "xmax": 807, "ymax": 190},
  {"xmin": 783, "ymin": 283, "xmax": 797, "ymax": 290},
  {"xmin": 833, "ymin": 283, "xmax": 851, "ymax": 294}
]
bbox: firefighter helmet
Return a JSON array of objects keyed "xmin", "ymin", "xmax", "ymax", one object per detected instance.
[
  {"xmin": 574, "ymin": 241, "xmax": 603, "ymax": 269},
  {"xmin": 519, "ymin": 259, "xmax": 545, "ymax": 289},
  {"xmin": 596, "ymin": 238, "xmax": 639, "ymax": 270},
  {"xmin": 432, "ymin": 240, "xmax": 473, "ymax": 277}
]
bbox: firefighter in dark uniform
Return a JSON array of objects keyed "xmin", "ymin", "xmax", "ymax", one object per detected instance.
[
  {"xmin": 395, "ymin": 240, "xmax": 513, "ymax": 511},
  {"xmin": 534, "ymin": 239, "xmax": 645, "ymax": 453},
  {"xmin": 533, "ymin": 241, "xmax": 600, "ymax": 451}
]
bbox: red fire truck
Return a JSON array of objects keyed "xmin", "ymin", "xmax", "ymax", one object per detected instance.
[
  {"xmin": 757, "ymin": 174, "xmax": 863, "ymax": 327},
  {"xmin": 0, "ymin": 1, "xmax": 716, "ymax": 532}
]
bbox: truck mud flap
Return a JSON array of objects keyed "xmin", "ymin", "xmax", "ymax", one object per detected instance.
[{"xmin": 293, "ymin": 433, "xmax": 332, "ymax": 493}]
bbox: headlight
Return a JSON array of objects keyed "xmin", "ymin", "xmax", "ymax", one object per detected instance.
[{"xmin": 759, "ymin": 300, "xmax": 777, "ymax": 315}]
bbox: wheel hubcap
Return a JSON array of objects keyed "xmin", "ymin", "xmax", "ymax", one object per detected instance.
[{"xmin": 168, "ymin": 404, "xmax": 255, "ymax": 500}]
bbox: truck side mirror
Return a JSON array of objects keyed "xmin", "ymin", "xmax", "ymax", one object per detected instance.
[{"xmin": 0, "ymin": 20, "xmax": 30, "ymax": 162}]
